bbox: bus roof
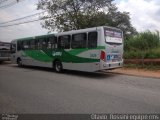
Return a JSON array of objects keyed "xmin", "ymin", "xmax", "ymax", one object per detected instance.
[
  {"xmin": 14, "ymin": 34, "xmax": 55, "ymax": 41},
  {"xmin": 56, "ymin": 26, "xmax": 122, "ymax": 36},
  {"xmin": 12, "ymin": 26, "xmax": 122, "ymax": 42}
]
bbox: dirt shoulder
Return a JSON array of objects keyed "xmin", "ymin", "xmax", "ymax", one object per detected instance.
[{"xmin": 109, "ymin": 67, "xmax": 160, "ymax": 79}]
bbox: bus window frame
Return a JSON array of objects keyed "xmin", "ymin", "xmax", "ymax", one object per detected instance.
[
  {"xmin": 88, "ymin": 31, "xmax": 98, "ymax": 48},
  {"xmin": 104, "ymin": 27, "xmax": 123, "ymax": 44},
  {"xmin": 71, "ymin": 33, "xmax": 87, "ymax": 49},
  {"xmin": 58, "ymin": 35, "xmax": 71, "ymax": 49},
  {"xmin": 30, "ymin": 39, "xmax": 36, "ymax": 50},
  {"xmin": 47, "ymin": 36, "xmax": 57, "ymax": 49},
  {"xmin": 11, "ymin": 43, "xmax": 16, "ymax": 53},
  {"xmin": 17, "ymin": 41, "xmax": 23, "ymax": 51}
]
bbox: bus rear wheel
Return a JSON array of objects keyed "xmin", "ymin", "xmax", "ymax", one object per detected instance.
[{"xmin": 55, "ymin": 61, "xmax": 63, "ymax": 72}]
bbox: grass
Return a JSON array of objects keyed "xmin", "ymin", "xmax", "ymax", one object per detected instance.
[
  {"xmin": 145, "ymin": 47, "xmax": 160, "ymax": 58},
  {"xmin": 124, "ymin": 64, "xmax": 160, "ymax": 71},
  {"xmin": 124, "ymin": 46, "xmax": 160, "ymax": 59}
]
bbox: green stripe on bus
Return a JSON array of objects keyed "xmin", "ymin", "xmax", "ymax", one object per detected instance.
[
  {"xmin": 62, "ymin": 50, "xmax": 99, "ymax": 63},
  {"xmin": 24, "ymin": 49, "xmax": 100, "ymax": 63},
  {"xmin": 25, "ymin": 50, "xmax": 53, "ymax": 62},
  {"xmin": 68, "ymin": 46, "xmax": 105, "ymax": 55}
]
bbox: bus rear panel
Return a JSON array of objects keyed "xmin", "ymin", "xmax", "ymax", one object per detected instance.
[{"xmin": 99, "ymin": 27, "xmax": 123, "ymax": 70}]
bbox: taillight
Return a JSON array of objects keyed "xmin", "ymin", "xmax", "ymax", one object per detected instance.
[{"xmin": 100, "ymin": 51, "xmax": 106, "ymax": 61}]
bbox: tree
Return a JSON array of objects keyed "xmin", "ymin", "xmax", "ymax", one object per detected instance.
[
  {"xmin": 37, "ymin": 0, "xmax": 136, "ymax": 38},
  {"xmin": 105, "ymin": 5, "xmax": 137, "ymax": 38}
]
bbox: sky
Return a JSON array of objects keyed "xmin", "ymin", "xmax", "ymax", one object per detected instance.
[{"xmin": 0, "ymin": 0, "xmax": 160, "ymax": 42}]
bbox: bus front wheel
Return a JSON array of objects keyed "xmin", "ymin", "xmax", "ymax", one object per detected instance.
[
  {"xmin": 55, "ymin": 61, "xmax": 63, "ymax": 72},
  {"xmin": 17, "ymin": 58, "xmax": 22, "ymax": 67}
]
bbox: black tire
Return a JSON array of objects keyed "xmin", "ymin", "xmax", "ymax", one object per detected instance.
[
  {"xmin": 17, "ymin": 58, "xmax": 22, "ymax": 67},
  {"xmin": 55, "ymin": 61, "xmax": 63, "ymax": 72}
]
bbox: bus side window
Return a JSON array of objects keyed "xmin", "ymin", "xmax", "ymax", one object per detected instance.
[
  {"xmin": 30, "ymin": 39, "xmax": 35, "ymax": 50},
  {"xmin": 47, "ymin": 37, "xmax": 53, "ymax": 49},
  {"xmin": 42, "ymin": 38, "xmax": 47, "ymax": 49},
  {"xmin": 88, "ymin": 32, "xmax": 98, "ymax": 48},
  {"xmin": 17, "ymin": 41, "xmax": 24, "ymax": 51},
  {"xmin": 38, "ymin": 38, "xmax": 44, "ymax": 50},
  {"xmin": 11, "ymin": 44, "xmax": 16, "ymax": 53},
  {"xmin": 58, "ymin": 35, "xmax": 70, "ymax": 49},
  {"xmin": 27, "ymin": 40, "xmax": 31, "ymax": 49},
  {"xmin": 72, "ymin": 33, "xmax": 87, "ymax": 49},
  {"xmin": 35, "ymin": 39, "xmax": 39, "ymax": 50},
  {"xmin": 17, "ymin": 41, "xmax": 22, "ymax": 51},
  {"xmin": 53, "ymin": 37, "xmax": 57, "ymax": 49},
  {"xmin": 50, "ymin": 36, "xmax": 57, "ymax": 49},
  {"xmin": 20, "ymin": 41, "xmax": 23, "ymax": 50},
  {"xmin": 23, "ymin": 41, "xmax": 30, "ymax": 50}
]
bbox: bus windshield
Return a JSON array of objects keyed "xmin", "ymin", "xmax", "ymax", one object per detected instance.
[{"xmin": 104, "ymin": 27, "xmax": 123, "ymax": 44}]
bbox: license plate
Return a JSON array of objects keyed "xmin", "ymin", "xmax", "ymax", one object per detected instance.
[
  {"xmin": 114, "ymin": 55, "xmax": 118, "ymax": 59},
  {"xmin": 110, "ymin": 55, "xmax": 114, "ymax": 59},
  {"xmin": 107, "ymin": 54, "xmax": 120, "ymax": 61},
  {"xmin": 112, "ymin": 59, "xmax": 119, "ymax": 62}
]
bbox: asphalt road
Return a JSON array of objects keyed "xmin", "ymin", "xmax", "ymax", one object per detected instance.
[{"xmin": 0, "ymin": 62, "xmax": 160, "ymax": 113}]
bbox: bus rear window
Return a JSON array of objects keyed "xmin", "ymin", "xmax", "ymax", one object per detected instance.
[
  {"xmin": 104, "ymin": 27, "xmax": 123, "ymax": 43},
  {"xmin": 105, "ymin": 30, "xmax": 122, "ymax": 38}
]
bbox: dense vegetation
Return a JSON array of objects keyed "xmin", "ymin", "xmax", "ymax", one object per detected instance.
[
  {"xmin": 124, "ymin": 31, "xmax": 160, "ymax": 59},
  {"xmin": 37, "ymin": 0, "xmax": 136, "ymax": 38}
]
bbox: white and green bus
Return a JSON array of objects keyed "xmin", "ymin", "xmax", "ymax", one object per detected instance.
[{"xmin": 11, "ymin": 26, "xmax": 123, "ymax": 72}]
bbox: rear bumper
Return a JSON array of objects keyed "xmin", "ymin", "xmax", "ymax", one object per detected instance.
[{"xmin": 100, "ymin": 61, "xmax": 123, "ymax": 70}]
